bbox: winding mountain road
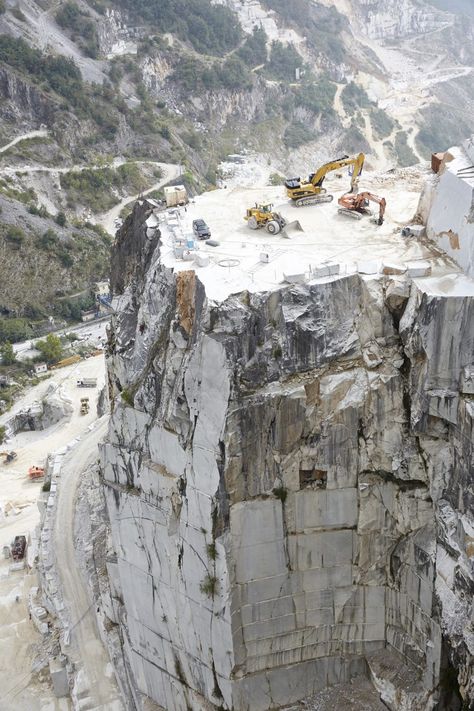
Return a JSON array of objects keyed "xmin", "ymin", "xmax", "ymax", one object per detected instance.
[
  {"xmin": 0, "ymin": 129, "xmax": 49, "ymax": 155},
  {"xmin": 97, "ymin": 161, "xmax": 182, "ymax": 235}
]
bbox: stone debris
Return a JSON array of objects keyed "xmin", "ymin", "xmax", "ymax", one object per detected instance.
[
  {"xmin": 406, "ymin": 260, "xmax": 432, "ymax": 277},
  {"xmin": 282, "ymin": 674, "xmax": 388, "ymax": 710}
]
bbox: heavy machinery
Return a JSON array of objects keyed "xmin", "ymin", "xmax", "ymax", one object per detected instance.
[
  {"xmin": 0, "ymin": 451, "xmax": 17, "ymax": 464},
  {"xmin": 285, "ymin": 153, "xmax": 365, "ymax": 207},
  {"xmin": 77, "ymin": 378, "xmax": 97, "ymax": 388},
  {"xmin": 11, "ymin": 535, "xmax": 27, "ymax": 562},
  {"xmin": 337, "ymin": 191, "xmax": 386, "ymax": 225},
  {"xmin": 28, "ymin": 466, "xmax": 45, "ymax": 480},
  {"xmin": 80, "ymin": 397, "xmax": 89, "ymax": 415},
  {"xmin": 244, "ymin": 203, "xmax": 303, "ymax": 237}
]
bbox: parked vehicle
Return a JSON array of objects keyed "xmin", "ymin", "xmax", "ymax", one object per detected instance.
[
  {"xmin": 80, "ymin": 397, "xmax": 90, "ymax": 415},
  {"xmin": 76, "ymin": 378, "xmax": 97, "ymax": 388},
  {"xmin": 192, "ymin": 218, "xmax": 211, "ymax": 240}
]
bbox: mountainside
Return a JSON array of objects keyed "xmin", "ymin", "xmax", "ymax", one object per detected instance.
[
  {"xmin": 0, "ymin": 0, "xmax": 473, "ymax": 321},
  {"xmin": 0, "ymin": 0, "xmax": 472, "ymax": 172}
]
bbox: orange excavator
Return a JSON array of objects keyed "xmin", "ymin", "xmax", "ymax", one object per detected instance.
[
  {"xmin": 337, "ymin": 191, "xmax": 386, "ymax": 225},
  {"xmin": 28, "ymin": 466, "xmax": 45, "ymax": 480}
]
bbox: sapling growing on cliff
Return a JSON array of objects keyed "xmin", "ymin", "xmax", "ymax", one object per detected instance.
[
  {"xmin": 206, "ymin": 542, "xmax": 218, "ymax": 561},
  {"xmin": 200, "ymin": 574, "xmax": 218, "ymax": 597}
]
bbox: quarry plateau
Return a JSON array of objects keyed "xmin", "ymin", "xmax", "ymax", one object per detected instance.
[{"xmin": 99, "ymin": 139, "xmax": 474, "ymax": 710}]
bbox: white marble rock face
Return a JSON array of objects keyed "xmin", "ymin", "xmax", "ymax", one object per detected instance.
[{"xmin": 102, "ymin": 195, "xmax": 474, "ymax": 710}]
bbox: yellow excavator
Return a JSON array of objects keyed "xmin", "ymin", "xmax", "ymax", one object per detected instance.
[
  {"xmin": 337, "ymin": 191, "xmax": 386, "ymax": 225},
  {"xmin": 285, "ymin": 153, "xmax": 365, "ymax": 207},
  {"xmin": 0, "ymin": 451, "xmax": 17, "ymax": 464}
]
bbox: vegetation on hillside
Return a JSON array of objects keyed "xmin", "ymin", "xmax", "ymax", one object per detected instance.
[
  {"xmin": 0, "ymin": 35, "xmax": 83, "ymax": 103},
  {"xmin": 341, "ymin": 82, "xmax": 372, "ymax": 114},
  {"xmin": 116, "ymin": 0, "xmax": 241, "ymax": 56},
  {"xmin": 0, "ymin": 340, "xmax": 15, "ymax": 364},
  {"xmin": 283, "ymin": 122, "xmax": 315, "ymax": 148},
  {"xmin": 265, "ymin": 41, "xmax": 303, "ymax": 82},
  {"xmin": 293, "ymin": 76, "xmax": 336, "ymax": 117},
  {"xmin": 174, "ymin": 55, "xmax": 253, "ymax": 93},
  {"xmin": 0, "ymin": 35, "xmax": 120, "ymax": 139},
  {"xmin": 238, "ymin": 26, "xmax": 267, "ymax": 67},
  {"xmin": 56, "ymin": 1, "xmax": 99, "ymax": 58},
  {"xmin": 0, "ymin": 318, "xmax": 32, "ymax": 343},
  {"xmin": 60, "ymin": 163, "xmax": 149, "ymax": 212},
  {"xmin": 394, "ymin": 131, "xmax": 417, "ymax": 167},
  {"xmin": 261, "ymin": 0, "xmax": 347, "ymax": 63},
  {"xmin": 370, "ymin": 108, "xmax": 396, "ymax": 140},
  {"xmin": 0, "ymin": 201, "xmax": 111, "ymax": 320},
  {"xmin": 0, "ymin": 177, "xmax": 36, "ymax": 205}
]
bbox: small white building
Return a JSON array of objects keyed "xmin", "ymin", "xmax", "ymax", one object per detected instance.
[
  {"xmin": 34, "ymin": 363, "xmax": 48, "ymax": 375},
  {"xmin": 81, "ymin": 309, "xmax": 96, "ymax": 322}
]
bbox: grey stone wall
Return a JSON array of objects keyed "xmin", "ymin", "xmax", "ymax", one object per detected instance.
[{"xmin": 101, "ymin": 208, "xmax": 474, "ymax": 710}]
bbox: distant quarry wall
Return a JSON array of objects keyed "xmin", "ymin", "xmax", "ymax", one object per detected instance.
[{"xmin": 101, "ymin": 199, "xmax": 474, "ymax": 710}]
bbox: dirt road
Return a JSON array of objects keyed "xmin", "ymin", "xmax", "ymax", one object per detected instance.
[
  {"xmin": 0, "ymin": 129, "xmax": 49, "ymax": 155},
  {"xmin": 0, "ymin": 355, "xmax": 107, "ymax": 710},
  {"xmin": 54, "ymin": 418, "xmax": 122, "ymax": 710},
  {"xmin": 97, "ymin": 161, "xmax": 182, "ymax": 235}
]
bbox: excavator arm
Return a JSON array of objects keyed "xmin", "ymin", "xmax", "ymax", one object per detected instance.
[
  {"xmin": 285, "ymin": 153, "xmax": 365, "ymax": 207},
  {"xmin": 310, "ymin": 153, "xmax": 365, "ymax": 192},
  {"xmin": 337, "ymin": 191, "xmax": 386, "ymax": 225}
]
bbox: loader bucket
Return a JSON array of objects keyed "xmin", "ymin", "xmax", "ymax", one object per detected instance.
[{"xmin": 281, "ymin": 220, "xmax": 304, "ymax": 238}]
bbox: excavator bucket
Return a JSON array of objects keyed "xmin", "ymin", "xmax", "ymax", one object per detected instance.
[{"xmin": 281, "ymin": 219, "xmax": 304, "ymax": 238}]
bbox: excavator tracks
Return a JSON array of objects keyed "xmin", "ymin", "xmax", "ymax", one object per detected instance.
[
  {"xmin": 338, "ymin": 207, "xmax": 363, "ymax": 220},
  {"xmin": 294, "ymin": 194, "xmax": 334, "ymax": 208}
]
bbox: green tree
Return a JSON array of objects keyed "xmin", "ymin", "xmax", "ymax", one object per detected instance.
[
  {"xmin": 36, "ymin": 333, "xmax": 63, "ymax": 364},
  {"xmin": 266, "ymin": 41, "xmax": 302, "ymax": 81},
  {"xmin": 0, "ymin": 341, "xmax": 15, "ymax": 365},
  {"xmin": 5, "ymin": 225, "xmax": 25, "ymax": 245},
  {"xmin": 238, "ymin": 26, "xmax": 267, "ymax": 67},
  {"xmin": 0, "ymin": 318, "xmax": 32, "ymax": 343},
  {"xmin": 55, "ymin": 211, "xmax": 67, "ymax": 226}
]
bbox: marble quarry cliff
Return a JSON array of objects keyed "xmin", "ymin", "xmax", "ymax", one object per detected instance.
[{"xmin": 101, "ymin": 165, "xmax": 474, "ymax": 710}]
